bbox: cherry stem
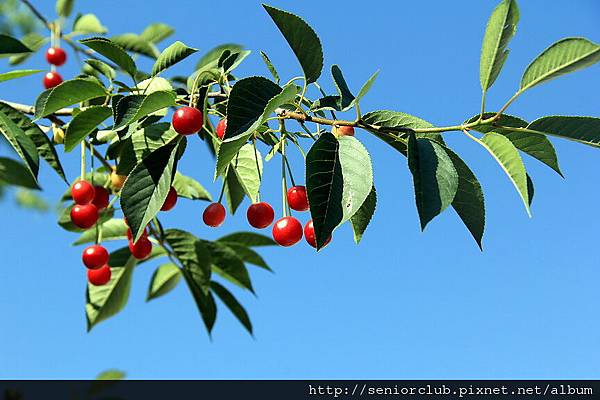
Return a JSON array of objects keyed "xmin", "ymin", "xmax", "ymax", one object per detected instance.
[
  {"xmin": 217, "ymin": 168, "xmax": 228, "ymax": 204},
  {"xmin": 252, "ymin": 137, "xmax": 262, "ymax": 203},
  {"xmin": 284, "ymin": 157, "xmax": 296, "ymax": 187},
  {"xmin": 280, "ymin": 121, "xmax": 290, "ymax": 217},
  {"xmin": 80, "ymin": 141, "xmax": 86, "ymax": 180}
]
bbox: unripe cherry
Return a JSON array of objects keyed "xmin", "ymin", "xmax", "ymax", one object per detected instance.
[
  {"xmin": 247, "ymin": 202, "xmax": 275, "ymax": 229},
  {"xmin": 110, "ymin": 170, "xmax": 126, "ymax": 191},
  {"xmin": 70, "ymin": 204, "xmax": 99, "ymax": 229},
  {"xmin": 203, "ymin": 202, "xmax": 226, "ymax": 227},
  {"xmin": 161, "ymin": 186, "xmax": 178, "ymax": 211},
  {"xmin": 91, "ymin": 186, "xmax": 110, "ymax": 211},
  {"xmin": 287, "ymin": 185, "xmax": 309, "ymax": 211},
  {"xmin": 216, "ymin": 118, "xmax": 227, "ymax": 139},
  {"xmin": 304, "ymin": 219, "xmax": 332, "ymax": 248},
  {"xmin": 172, "ymin": 106, "xmax": 203, "ymax": 135},
  {"xmin": 71, "ymin": 180, "xmax": 95, "ymax": 205},
  {"xmin": 45, "ymin": 47, "xmax": 67, "ymax": 66},
  {"xmin": 272, "ymin": 216, "xmax": 303, "ymax": 247},
  {"xmin": 82, "ymin": 245, "xmax": 109, "ymax": 270},
  {"xmin": 43, "ymin": 71, "xmax": 63, "ymax": 89},
  {"xmin": 332, "ymin": 125, "xmax": 355, "ymax": 137},
  {"xmin": 88, "ymin": 264, "xmax": 112, "ymax": 286},
  {"xmin": 128, "ymin": 237, "xmax": 152, "ymax": 260}
]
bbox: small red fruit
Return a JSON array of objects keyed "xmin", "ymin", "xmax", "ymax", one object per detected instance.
[
  {"xmin": 161, "ymin": 186, "xmax": 178, "ymax": 211},
  {"xmin": 88, "ymin": 264, "xmax": 112, "ymax": 286},
  {"xmin": 216, "ymin": 118, "xmax": 227, "ymax": 139},
  {"xmin": 82, "ymin": 245, "xmax": 109, "ymax": 270},
  {"xmin": 127, "ymin": 227, "xmax": 148, "ymax": 242},
  {"xmin": 333, "ymin": 125, "xmax": 355, "ymax": 137},
  {"xmin": 43, "ymin": 71, "xmax": 63, "ymax": 89},
  {"xmin": 203, "ymin": 202, "xmax": 226, "ymax": 227},
  {"xmin": 45, "ymin": 47, "xmax": 67, "ymax": 66},
  {"xmin": 272, "ymin": 216, "xmax": 303, "ymax": 247},
  {"xmin": 304, "ymin": 219, "xmax": 332, "ymax": 248},
  {"xmin": 247, "ymin": 202, "xmax": 275, "ymax": 229},
  {"xmin": 172, "ymin": 106, "xmax": 203, "ymax": 135},
  {"xmin": 128, "ymin": 237, "xmax": 152, "ymax": 260},
  {"xmin": 70, "ymin": 204, "xmax": 99, "ymax": 229},
  {"xmin": 91, "ymin": 186, "xmax": 110, "ymax": 210},
  {"xmin": 71, "ymin": 180, "xmax": 95, "ymax": 205},
  {"xmin": 287, "ymin": 185, "xmax": 309, "ymax": 211}
]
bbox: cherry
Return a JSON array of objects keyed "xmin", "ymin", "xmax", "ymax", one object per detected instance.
[
  {"xmin": 45, "ymin": 47, "xmax": 67, "ymax": 66},
  {"xmin": 71, "ymin": 180, "xmax": 95, "ymax": 205},
  {"xmin": 82, "ymin": 245, "xmax": 109, "ymax": 270},
  {"xmin": 203, "ymin": 202, "xmax": 226, "ymax": 227},
  {"xmin": 272, "ymin": 216, "xmax": 303, "ymax": 247},
  {"xmin": 43, "ymin": 71, "xmax": 63, "ymax": 89},
  {"xmin": 128, "ymin": 237, "xmax": 152, "ymax": 259},
  {"xmin": 88, "ymin": 264, "xmax": 112, "ymax": 286},
  {"xmin": 287, "ymin": 186, "xmax": 309, "ymax": 211},
  {"xmin": 247, "ymin": 202, "xmax": 275, "ymax": 229},
  {"xmin": 70, "ymin": 204, "xmax": 99, "ymax": 229},
  {"xmin": 161, "ymin": 186, "xmax": 178, "ymax": 211},
  {"xmin": 333, "ymin": 125, "xmax": 355, "ymax": 137},
  {"xmin": 92, "ymin": 186, "xmax": 110, "ymax": 211},
  {"xmin": 216, "ymin": 118, "xmax": 227, "ymax": 139},
  {"xmin": 127, "ymin": 227, "xmax": 148, "ymax": 242},
  {"xmin": 172, "ymin": 106, "xmax": 203, "ymax": 135},
  {"xmin": 304, "ymin": 219, "xmax": 332, "ymax": 248}
]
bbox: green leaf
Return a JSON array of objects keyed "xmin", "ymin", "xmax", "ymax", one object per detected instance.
[
  {"xmin": 86, "ymin": 255, "xmax": 136, "ymax": 331},
  {"xmin": 223, "ymin": 167, "xmax": 245, "ymax": 214},
  {"xmin": 446, "ymin": 148, "xmax": 486, "ymax": 249},
  {"xmin": 263, "ymin": 4, "xmax": 323, "ymax": 83},
  {"xmin": 520, "ymin": 37, "xmax": 600, "ymax": 92},
  {"xmin": 111, "ymin": 33, "xmax": 159, "ymax": 59},
  {"xmin": 73, "ymin": 218, "xmax": 128, "ymax": 245},
  {"xmin": 0, "ymin": 107, "xmax": 39, "ymax": 180},
  {"xmin": 72, "ymin": 14, "xmax": 107, "ymax": 35},
  {"xmin": 196, "ymin": 44, "xmax": 243, "ymax": 70},
  {"xmin": 164, "ymin": 229, "xmax": 211, "ymax": 291},
  {"xmin": 9, "ymin": 33, "xmax": 46, "ymax": 66},
  {"xmin": 182, "ymin": 269, "xmax": 217, "ymax": 335},
  {"xmin": 85, "ymin": 60, "xmax": 116, "ymax": 81},
  {"xmin": 139, "ymin": 23, "xmax": 174, "ymax": 44},
  {"xmin": 355, "ymin": 70, "xmax": 380, "ymax": 103},
  {"xmin": 15, "ymin": 189, "xmax": 48, "ymax": 211},
  {"xmin": 116, "ymin": 123, "xmax": 177, "ymax": 176},
  {"xmin": 65, "ymin": 106, "xmax": 112, "ymax": 152},
  {"xmin": 95, "ymin": 369, "xmax": 125, "ymax": 380},
  {"xmin": 0, "ymin": 157, "xmax": 39, "ymax": 189},
  {"xmin": 121, "ymin": 139, "xmax": 181, "ymax": 242},
  {"xmin": 0, "ymin": 69, "xmax": 42, "ymax": 83},
  {"xmin": 204, "ymin": 241, "xmax": 253, "ymax": 293},
  {"xmin": 260, "ymin": 51, "xmax": 280, "ymax": 84},
  {"xmin": 221, "ymin": 50, "xmax": 251, "ymax": 74},
  {"xmin": 350, "ymin": 185, "xmax": 376, "ymax": 244},
  {"xmin": 221, "ymin": 243, "xmax": 271, "ymax": 271},
  {"xmin": 172, "ymin": 172, "xmax": 212, "ymax": 201},
  {"xmin": 338, "ymin": 136, "xmax": 373, "ymax": 223},
  {"xmin": 479, "ymin": 132, "xmax": 530, "ymax": 216},
  {"xmin": 231, "ymin": 144, "xmax": 263, "ymax": 203},
  {"xmin": 408, "ymin": 134, "xmax": 458, "ymax": 230},
  {"xmin": 331, "ymin": 65, "xmax": 355, "ymax": 111},
  {"xmin": 147, "ymin": 263, "xmax": 181, "ymax": 301},
  {"xmin": 210, "ymin": 281, "xmax": 253, "ymax": 335},
  {"xmin": 113, "ymin": 91, "xmax": 176, "ymax": 130},
  {"xmin": 152, "ymin": 41, "xmax": 197, "ymax": 76},
  {"xmin": 218, "ymin": 232, "xmax": 277, "ymax": 247},
  {"xmin": 33, "ymin": 79, "xmax": 107, "ymax": 120},
  {"xmin": 306, "ymin": 132, "xmax": 343, "ymax": 249},
  {"xmin": 79, "ymin": 37, "xmax": 137, "ymax": 78},
  {"xmin": 527, "ymin": 116, "xmax": 600, "ymax": 148},
  {"xmin": 527, "ymin": 173, "xmax": 535, "ymax": 206},
  {"xmin": 480, "ymin": 0, "xmax": 519, "ymax": 91},
  {"xmin": 56, "ymin": 0, "xmax": 74, "ymax": 17},
  {"xmin": 0, "ymin": 34, "xmax": 32, "ymax": 54}
]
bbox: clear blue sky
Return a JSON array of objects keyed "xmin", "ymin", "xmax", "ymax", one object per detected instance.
[{"xmin": 1, "ymin": 0, "xmax": 599, "ymax": 379}]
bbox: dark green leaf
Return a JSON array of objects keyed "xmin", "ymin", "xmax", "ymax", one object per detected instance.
[
  {"xmin": 65, "ymin": 106, "xmax": 112, "ymax": 152},
  {"xmin": 147, "ymin": 263, "xmax": 181, "ymax": 301},
  {"xmin": 0, "ymin": 34, "xmax": 32, "ymax": 54},
  {"xmin": 223, "ymin": 166, "xmax": 245, "ymax": 214},
  {"xmin": 218, "ymin": 232, "xmax": 277, "ymax": 247},
  {"xmin": 8, "ymin": 33, "xmax": 46, "ymax": 65},
  {"xmin": 113, "ymin": 91, "xmax": 176, "ymax": 130},
  {"xmin": 33, "ymin": 79, "xmax": 107, "ymax": 120},
  {"xmin": 116, "ymin": 123, "xmax": 177, "ymax": 176},
  {"xmin": 164, "ymin": 229, "xmax": 211, "ymax": 290},
  {"xmin": 79, "ymin": 37, "xmax": 137, "ymax": 77},
  {"xmin": 0, "ymin": 107, "xmax": 39, "ymax": 180},
  {"xmin": 85, "ymin": 60, "xmax": 116, "ymax": 80},
  {"xmin": 527, "ymin": 116, "xmax": 600, "ymax": 148},
  {"xmin": 182, "ymin": 269, "xmax": 217, "ymax": 335},
  {"xmin": 204, "ymin": 241, "xmax": 253, "ymax": 293},
  {"xmin": 111, "ymin": 33, "xmax": 158, "ymax": 59},
  {"xmin": 196, "ymin": 44, "xmax": 243, "ymax": 70},
  {"xmin": 152, "ymin": 41, "xmax": 198, "ymax": 76},
  {"xmin": 222, "ymin": 243, "xmax": 271, "ymax": 271},
  {"xmin": 527, "ymin": 173, "xmax": 535, "ymax": 206},
  {"xmin": 350, "ymin": 185, "xmax": 376, "ymax": 244},
  {"xmin": 331, "ymin": 64, "xmax": 355, "ymax": 111},
  {"xmin": 210, "ymin": 281, "xmax": 252, "ymax": 335},
  {"xmin": 0, "ymin": 157, "xmax": 39, "ymax": 189}
]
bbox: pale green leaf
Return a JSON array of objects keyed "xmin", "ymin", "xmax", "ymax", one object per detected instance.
[
  {"xmin": 338, "ymin": 136, "xmax": 373, "ymax": 222},
  {"xmin": 350, "ymin": 185, "xmax": 376, "ymax": 244},
  {"xmin": 33, "ymin": 79, "xmax": 107, "ymax": 120},
  {"xmin": 79, "ymin": 37, "xmax": 137, "ymax": 77},
  {"xmin": 0, "ymin": 69, "xmax": 42, "ymax": 83},
  {"xmin": 147, "ymin": 263, "xmax": 181, "ymax": 301},
  {"xmin": 152, "ymin": 41, "xmax": 198, "ymax": 76},
  {"xmin": 65, "ymin": 106, "xmax": 112, "ymax": 152}
]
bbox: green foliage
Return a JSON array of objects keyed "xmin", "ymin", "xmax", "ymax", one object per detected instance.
[
  {"xmin": 72, "ymin": 13, "xmax": 107, "ymax": 35},
  {"xmin": 350, "ymin": 185, "xmax": 376, "ymax": 244},
  {"xmin": 172, "ymin": 172, "xmax": 211, "ymax": 201},
  {"xmin": 0, "ymin": 33, "xmax": 31, "ymax": 54},
  {"xmin": 0, "ymin": 157, "xmax": 39, "ymax": 189},
  {"xmin": 152, "ymin": 41, "xmax": 197, "ymax": 76},
  {"xmin": 73, "ymin": 218, "xmax": 128, "ymax": 245},
  {"xmin": 65, "ymin": 106, "xmax": 112, "ymax": 152},
  {"xmin": 0, "ymin": 69, "xmax": 41, "ymax": 82},
  {"xmin": 527, "ymin": 116, "xmax": 600, "ymax": 148},
  {"xmin": 147, "ymin": 263, "xmax": 181, "ymax": 301},
  {"xmin": 210, "ymin": 281, "xmax": 252, "ymax": 335},
  {"xmin": 34, "ymin": 79, "xmax": 107, "ymax": 119},
  {"xmin": 79, "ymin": 37, "xmax": 137, "ymax": 78},
  {"xmin": 113, "ymin": 91, "xmax": 176, "ymax": 130},
  {"xmin": 56, "ymin": 0, "xmax": 74, "ymax": 18}
]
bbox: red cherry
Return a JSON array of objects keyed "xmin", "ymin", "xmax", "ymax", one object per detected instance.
[
  {"xmin": 71, "ymin": 180, "xmax": 95, "ymax": 205},
  {"xmin": 172, "ymin": 106, "xmax": 203, "ymax": 135},
  {"xmin": 287, "ymin": 186, "xmax": 309, "ymax": 211},
  {"xmin": 91, "ymin": 186, "xmax": 110, "ymax": 210},
  {"xmin": 43, "ymin": 71, "xmax": 63, "ymax": 89},
  {"xmin": 128, "ymin": 237, "xmax": 152, "ymax": 259},
  {"xmin": 272, "ymin": 216, "xmax": 303, "ymax": 247},
  {"xmin": 247, "ymin": 202, "xmax": 275, "ymax": 229},
  {"xmin": 88, "ymin": 265, "xmax": 112, "ymax": 286},
  {"xmin": 161, "ymin": 186, "xmax": 178, "ymax": 211},
  {"xmin": 70, "ymin": 204, "xmax": 99, "ymax": 229},
  {"xmin": 82, "ymin": 245, "xmax": 109, "ymax": 270},
  {"xmin": 333, "ymin": 125, "xmax": 355, "ymax": 136},
  {"xmin": 216, "ymin": 118, "xmax": 227, "ymax": 139},
  {"xmin": 45, "ymin": 47, "xmax": 67, "ymax": 66},
  {"xmin": 127, "ymin": 227, "xmax": 148, "ymax": 242},
  {"xmin": 304, "ymin": 219, "xmax": 332, "ymax": 248},
  {"xmin": 203, "ymin": 202, "xmax": 226, "ymax": 227}
]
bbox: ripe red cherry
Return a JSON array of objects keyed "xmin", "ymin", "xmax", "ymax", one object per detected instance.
[
  {"xmin": 45, "ymin": 47, "xmax": 67, "ymax": 66},
  {"xmin": 71, "ymin": 180, "xmax": 95, "ymax": 205},
  {"xmin": 203, "ymin": 202, "xmax": 226, "ymax": 227},
  {"xmin": 82, "ymin": 245, "xmax": 109, "ymax": 270},
  {"xmin": 304, "ymin": 219, "xmax": 332, "ymax": 248},
  {"xmin": 216, "ymin": 118, "xmax": 227, "ymax": 139},
  {"xmin": 272, "ymin": 216, "xmax": 303, "ymax": 247},
  {"xmin": 70, "ymin": 204, "xmax": 99, "ymax": 229},
  {"xmin": 161, "ymin": 186, "xmax": 178, "ymax": 211},
  {"xmin": 43, "ymin": 71, "xmax": 63, "ymax": 89},
  {"xmin": 128, "ymin": 237, "xmax": 152, "ymax": 259},
  {"xmin": 91, "ymin": 186, "xmax": 110, "ymax": 210},
  {"xmin": 88, "ymin": 264, "xmax": 112, "ymax": 286},
  {"xmin": 127, "ymin": 227, "xmax": 148, "ymax": 242},
  {"xmin": 172, "ymin": 106, "xmax": 203, "ymax": 135},
  {"xmin": 247, "ymin": 202, "xmax": 275, "ymax": 229},
  {"xmin": 287, "ymin": 185, "xmax": 309, "ymax": 211},
  {"xmin": 333, "ymin": 125, "xmax": 355, "ymax": 137}
]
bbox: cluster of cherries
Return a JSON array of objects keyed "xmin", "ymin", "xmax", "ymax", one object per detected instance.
[
  {"xmin": 43, "ymin": 47, "xmax": 66, "ymax": 89},
  {"xmin": 171, "ymin": 106, "xmax": 339, "ymax": 248}
]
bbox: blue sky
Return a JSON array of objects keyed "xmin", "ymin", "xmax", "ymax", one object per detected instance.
[{"xmin": 0, "ymin": 0, "xmax": 599, "ymax": 379}]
